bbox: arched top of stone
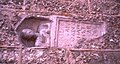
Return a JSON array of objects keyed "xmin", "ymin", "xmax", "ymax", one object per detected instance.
[{"xmin": 15, "ymin": 15, "xmax": 51, "ymax": 33}]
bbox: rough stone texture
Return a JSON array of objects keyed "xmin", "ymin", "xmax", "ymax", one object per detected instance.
[
  {"xmin": 0, "ymin": 0, "xmax": 120, "ymax": 64},
  {"xmin": 0, "ymin": 48, "xmax": 19, "ymax": 64}
]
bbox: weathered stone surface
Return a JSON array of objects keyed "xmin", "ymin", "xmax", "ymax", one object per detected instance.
[
  {"xmin": 0, "ymin": 0, "xmax": 120, "ymax": 64},
  {"xmin": 58, "ymin": 20, "xmax": 106, "ymax": 48}
]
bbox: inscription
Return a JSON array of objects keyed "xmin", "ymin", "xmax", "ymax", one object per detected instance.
[{"xmin": 58, "ymin": 21, "xmax": 102, "ymax": 48}]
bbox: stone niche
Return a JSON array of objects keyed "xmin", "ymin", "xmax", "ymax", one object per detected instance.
[
  {"xmin": 15, "ymin": 15, "xmax": 106, "ymax": 48},
  {"xmin": 15, "ymin": 15, "xmax": 51, "ymax": 47}
]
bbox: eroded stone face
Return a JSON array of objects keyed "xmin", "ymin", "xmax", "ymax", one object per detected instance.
[
  {"xmin": 16, "ymin": 16, "xmax": 51, "ymax": 47},
  {"xmin": 57, "ymin": 20, "xmax": 106, "ymax": 48},
  {"xmin": 16, "ymin": 15, "xmax": 107, "ymax": 48}
]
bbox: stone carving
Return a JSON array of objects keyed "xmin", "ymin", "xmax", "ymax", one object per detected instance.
[
  {"xmin": 35, "ymin": 23, "xmax": 50, "ymax": 47},
  {"xmin": 15, "ymin": 15, "xmax": 51, "ymax": 47},
  {"xmin": 20, "ymin": 23, "xmax": 50, "ymax": 47},
  {"xmin": 20, "ymin": 29, "xmax": 37, "ymax": 47},
  {"xmin": 58, "ymin": 20, "xmax": 106, "ymax": 48},
  {"xmin": 16, "ymin": 15, "xmax": 106, "ymax": 48}
]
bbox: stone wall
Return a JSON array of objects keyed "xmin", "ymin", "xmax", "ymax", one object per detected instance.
[{"xmin": 0, "ymin": 0, "xmax": 120, "ymax": 64}]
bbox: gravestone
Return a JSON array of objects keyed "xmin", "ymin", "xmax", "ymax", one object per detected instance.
[
  {"xmin": 15, "ymin": 15, "xmax": 106, "ymax": 48},
  {"xmin": 56, "ymin": 16, "xmax": 107, "ymax": 48}
]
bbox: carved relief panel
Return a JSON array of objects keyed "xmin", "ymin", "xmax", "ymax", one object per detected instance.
[
  {"xmin": 15, "ymin": 15, "xmax": 106, "ymax": 48},
  {"xmin": 56, "ymin": 17, "xmax": 106, "ymax": 48},
  {"xmin": 15, "ymin": 15, "xmax": 51, "ymax": 47}
]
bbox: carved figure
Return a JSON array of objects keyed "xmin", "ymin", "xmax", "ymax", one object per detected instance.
[
  {"xmin": 35, "ymin": 23, "xmax": 50, "ymax": 46},
  {"xmin": 20, "ymin": 29, "xmax": 37, "ymax": 47}
]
